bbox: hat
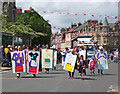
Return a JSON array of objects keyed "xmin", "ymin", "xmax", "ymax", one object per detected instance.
[
  {"xmin": 99, "ymin": 46, "xmax": 103, "ymax": 49},
  {"xmin": 7, "ymin": 45, "xmax": 11, "ymax": 48}
]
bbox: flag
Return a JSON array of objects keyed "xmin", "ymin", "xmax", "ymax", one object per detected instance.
[
  {"xmin": 115, "ymin": 16, "xmax": 117, "ymax": 19},
  {"xmin": 107, "ymin": 16, "xmax": 109, "ymax": 18},
  {"xmin": 91, "ymin": 23, "xmax": 98, "ymax": 28},
  {"xmin": 18, "ymin": 10, "xmax": 20, "ymax": 13}
]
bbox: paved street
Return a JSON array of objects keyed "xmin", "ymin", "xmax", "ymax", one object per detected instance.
[{"xmin": 1, "ymin": 62, "xmax": 118, "ymax": 92}]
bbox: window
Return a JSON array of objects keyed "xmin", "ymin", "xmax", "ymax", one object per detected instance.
[
  {"xmin": 114, "ymin": 39, "xmax": 118, "ymax": 45},
  {"xmin": 104, "ymin": 28, "xmax": 107, "ymax": 33},
  {"xmin": 107, "ymin": 28, "xmax": 109, "ymax": 34},
  {"xmin": 115, "ymin": 28, "xmax": 118, "ymax": 33},
  {"xmin": 104, "ymin": 38, "xmax": 107, "ymax": 45},
  {"xmin": 95, "ymin": 28, "xmax": 97, "ymax": 31},
  {"xmin": 107, "ymin": 39, "xmax": 109, "ymax": 45}
]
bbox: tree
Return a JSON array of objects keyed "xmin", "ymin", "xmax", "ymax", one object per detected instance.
[
  {"xmin": 1, "ymin": 13, "xmax": 48, "ymax": 46},
  {"xmin": 16, "ymin": 10, "xmax": 52, "ymax": 46}
]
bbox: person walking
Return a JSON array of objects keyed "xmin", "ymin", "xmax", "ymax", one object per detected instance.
[
  {"xmin": 45, "ymin": 44, "xmax": 50, "ymax": 74},
  {"xmin": 89, "ymin": 57, "xmax": 95, "ymax": 75},
  {"xmin": 16, "ymin": 46, "xmax": 23, "ymax": 78},
  {"xmin": 67, "ymin": 49, "xmax": 75, "ymax": 79},
  {"xmin": 77, "ymin": 55, "xmax": 86, "ymax": 80},
  {"xmin": 68, "ymin": 48, "xmax": 78, "ymax": 79},
  {"xmin": 95, "ymin": 46, "xmax": 105, "ymax": 75}
]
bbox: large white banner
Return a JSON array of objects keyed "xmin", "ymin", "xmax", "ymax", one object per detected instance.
[
  {"xmin": 11, "ymin": 51, "xmax": 26, "ymax": 73},
  {"xmin": 63, "ymin": 53, "xmax": 77, "ymax": 72},
  {"xmin": 42, "ymin": 49, "xmax": 53, "ymax": 68},
  {"xmin": 27, "ymin": 51, "xmax": 40, "ymax": 74},
  {"xmin": 97, "ymin": 52, "xmax": 108, "ymax": 69}
]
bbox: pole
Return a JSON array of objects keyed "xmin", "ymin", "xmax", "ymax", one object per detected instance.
[{"xmin": 12, "ymin": 34, "xmax": 14, "ymax": 47}]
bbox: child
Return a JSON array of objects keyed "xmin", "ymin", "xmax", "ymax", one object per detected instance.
[
  {"xmin": 77, "ymin": 55, "xmax": 86, "ymax": 80},
  {"xmin": 89, "ymin": 58, "xmax": 95, "ymax": 75}
]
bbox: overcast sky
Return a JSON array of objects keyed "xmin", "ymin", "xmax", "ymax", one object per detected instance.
[{"xmin": 16, "ymin": 0, "xmax": 119, "ymax": 33}]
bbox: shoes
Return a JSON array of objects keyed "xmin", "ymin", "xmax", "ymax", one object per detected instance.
[
  {"xmin": 82, "ymin": 78, "xmax": 84, "ymax": 80},
  {"xmin": 68, "ymin": 76, "xmax": 71, "ymax": 79},
  {"xmin": 16, "ymin": 73, "xmax": 20, "ymax": 78},
  {"xmin": 16, "ymin": 76, "xmax": 20, "ymax": 78},
  {"xmin": 45, "ymin": 71, "xmax": 49, "ymax": 74},
  {"xmin": 71, "ymin": 76, "xmax": 74, "ymax": 78},
  {"xmin": 33, "ymin": 74, "xmax": 36, "ymax": 78},
  {"xmin": 101, "ymin": 72, "xmax": 103, "ymax": 75}
]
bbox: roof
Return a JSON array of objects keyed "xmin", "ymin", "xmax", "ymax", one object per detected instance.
[
  {"xmin": 68, "ymin": 26, "xmax": 78, "ymax": 33},
  {"xmin": 103, "ymin": 17, "xmax": 109, "ymax": 26},
  {"xmin": 109, "ymin": 23, "xmax": 115, "ymax": 28},
  {"xmin": 74, "ymin": 22, "xmax": 87, "ymax": 31},
  {"xmin": 99, "ymin": 20, "xmax": 103, "ymax": 25}
]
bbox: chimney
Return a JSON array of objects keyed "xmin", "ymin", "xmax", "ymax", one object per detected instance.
[{"xmin": 71, "ymin": 23, "xmax": 77, "ymax": 28}]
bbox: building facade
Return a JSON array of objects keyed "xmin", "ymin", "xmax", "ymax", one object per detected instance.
[{"xmin": 51, "ymin": 17, "xmax": 119, "ymax": 52}]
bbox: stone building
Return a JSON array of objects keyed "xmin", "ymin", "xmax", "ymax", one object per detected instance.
[
  {"xmin": 51, "ymin": 17, "xmax": 119, "ymax": 52},
  {"xmin": 2, "ymin": 0, "xmax": 17, "ymax": 22}
]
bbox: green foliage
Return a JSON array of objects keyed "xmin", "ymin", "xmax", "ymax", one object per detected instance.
[
  {"xmin": 1, "ymin": 9, "xmax": 52, "ymax": 46},
  {"xmin": 16, "ymin": 11, "xmax": 52, "ymax": 45}
]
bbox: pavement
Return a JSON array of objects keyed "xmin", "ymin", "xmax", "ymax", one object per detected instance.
[{"xmin": 1, "ymin": 62, "xmax": 119, "ymax": 92}]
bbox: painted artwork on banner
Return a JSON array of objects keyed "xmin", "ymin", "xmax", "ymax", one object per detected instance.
[
  {"xmin": 79, "ymin": 50, "xmax": 86, "ymax": 60},
  {"xmin": 11, "ymin": 51, "xmax": 26, "ymax": 73},
  {"xmin": 97, "ymin": 52, "xmax": 108, "ymax": 69},
  {"xmin": 27, "ymin": 51, "xmax": 40, "ymax": 74},
  {"xmin": 53, "ymin": 51, "xmax": 57, "ymax": 67},
  {"xmin": 63, "ymin": 53, "xmax": 77, "ymax": 72},
  {"xmin": 42, "ymin": 49, "xmax": 53, "ymax": 68}
]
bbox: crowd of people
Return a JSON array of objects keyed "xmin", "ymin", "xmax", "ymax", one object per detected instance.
[{"xmin": 0, "ymin": 44, "xmax": 119, "ymax": 79}]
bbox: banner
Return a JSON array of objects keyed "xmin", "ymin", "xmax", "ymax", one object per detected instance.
[
  {"xmin": 27, "ymin": 51, "xmax": 40, "ymax": 74},
  {"xmin": 11, "ymin": 51, "xmax": 26, "ymax": 73},
  {"xmin": 53, "ymin": 51, "xmax": 57, "ymax": 67},
  {"xmin": 61, "ymin": 51, "xmax": 66, "ymax": 66},
  {"xmin": 97, "ymin": 52, "xmax": 108, "ymax": 69},
  {"xmin": 42, "ymin": 49, "xmax": 53, "ymax": 68},
  {"xmin": 63, "ymin": 53, "xmax": 77, "ymax": 72}
]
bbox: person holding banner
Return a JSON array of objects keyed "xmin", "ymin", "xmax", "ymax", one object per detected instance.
[
  {"xmin": 67, "ymin": 49, "xmax": 75, "ymax": 79},
  {"xmin": 61, "ymin": 48, "xmax": 69, "ymax": 67},
  {"xmin": 11, "ymin": 46, "xmax": 25, "ymax": 78},
  {"xmin": 45, "ymin": 44, "xmax": 50, "ymax": 74},
  {"xmin": 95, "ymin": 46, "xmax": 108, "ymax": 75},
  {"xmin": 77, "ymin": 55, "xmax": 86, "ymax": 80},
  {"xmin": 27, "ymin": 46, "xmax": 40, "ymax": 77}
]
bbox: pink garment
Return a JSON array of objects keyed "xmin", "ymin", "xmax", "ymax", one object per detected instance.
[{"xmin": 89, "ymin": 60, "xmax": 95, "ymax": 69}]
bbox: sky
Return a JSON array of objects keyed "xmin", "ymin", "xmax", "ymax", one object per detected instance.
[{"xmin": 16, "ymin": 0, "xmax": 119, "ymax": 33}]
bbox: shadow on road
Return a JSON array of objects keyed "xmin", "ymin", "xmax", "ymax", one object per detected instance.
[
  {"xmin": 21, "ymin": 76, "xmax": 55, "ymax": 79},
  {"xmin": 86, "ymin": 74, "xmax": 101, "ymax": 76},
  {"xmin": 48, "ymin": 72, "xmax": 66, "ymax": 74},
  {"xmin": 102, "ymin": 73, "xmax": 117, "ymax": 75},
  {"xmin": 55, "ymin": 69, "xmax": 64, "ymax": 71},
  {"xmin": 74, "ymin": 77, "xmax": 97, "ymax": 80}
]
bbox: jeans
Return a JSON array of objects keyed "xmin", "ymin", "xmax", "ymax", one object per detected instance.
[{"xmin": 98, "ymin": 69, "xmax": 103, "ymax": 74}]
